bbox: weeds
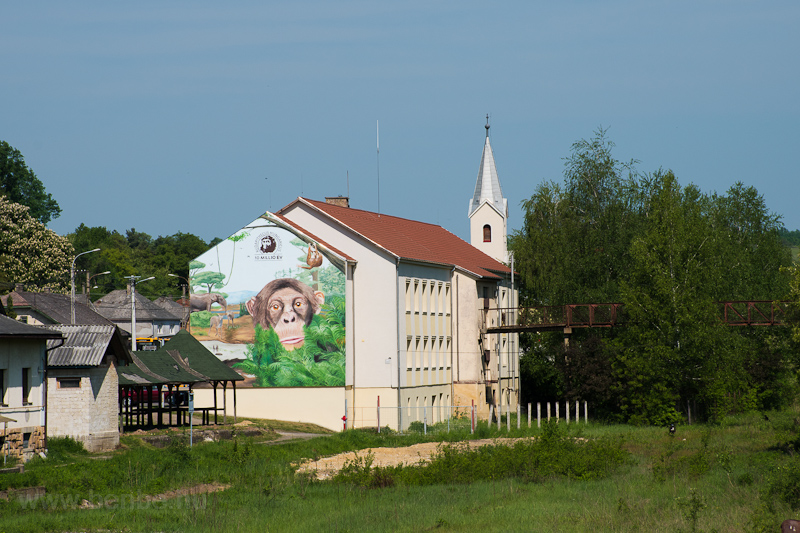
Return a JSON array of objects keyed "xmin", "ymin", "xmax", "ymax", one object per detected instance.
[{"xmin": 2, "ymin": 412, "xmax": 800, "ymax": 532}]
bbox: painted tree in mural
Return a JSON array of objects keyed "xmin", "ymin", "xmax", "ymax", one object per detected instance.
[{"xmin": 193, "ymin": 271, "xmax": 226, "ymax": 294}]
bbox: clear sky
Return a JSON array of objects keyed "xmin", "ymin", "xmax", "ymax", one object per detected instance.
[{"xmin": 3, "ymin": 2, "xmax": 798, "ymax": 244}]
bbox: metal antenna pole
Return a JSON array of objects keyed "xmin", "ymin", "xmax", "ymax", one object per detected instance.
[{"xmin": 376, "ymin": 120, "xmax": 380, "ymax": 215}]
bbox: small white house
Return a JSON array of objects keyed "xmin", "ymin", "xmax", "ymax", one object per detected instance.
[{"xmin": 0, "ymin": 314, "xmax": 61, "ymax": 462}]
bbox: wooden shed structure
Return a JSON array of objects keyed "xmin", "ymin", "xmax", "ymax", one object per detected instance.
[{"xmin": 117, "ymin": 330, "xmax": 242, "ymax": 428}]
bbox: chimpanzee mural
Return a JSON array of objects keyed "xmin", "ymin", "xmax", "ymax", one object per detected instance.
[{"xmin": 189, "ymin": 218, "xmax": 345, "ymax": 387}]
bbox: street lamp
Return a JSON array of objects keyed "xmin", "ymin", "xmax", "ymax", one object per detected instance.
[
  {"xmin": 168, "ymin": 273, "xmax": 191, "ymax": 332},
  {"xmin": 124, "ymin": 275, "xmax": 154, "ymax": 351},
  {"xmin": 85, "ymin": 271, "xmax": 111, "ymax": 296},
  {"xmin": 71, "ymin": 248, "xmax": 101, "ymax": 324}
]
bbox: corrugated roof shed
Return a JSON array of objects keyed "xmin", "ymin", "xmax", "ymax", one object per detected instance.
[{"xmin": 44, "ymin": 324, "xmax": 132, "ymax": 367}]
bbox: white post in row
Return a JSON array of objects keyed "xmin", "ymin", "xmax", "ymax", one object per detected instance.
[
  {"xmin": 547, "ymin": 402, "xmax": 551, "ymax": 421},
  {"xmin": 556, "ymin": 402, "xmax": 560, "ymax": 421},
  {"xmin": 527, "ymin": 402, "xmax": 531, "ymax": 428},
  {"xmin": 517, "ymin": 403, "xmax": 520, "ymax": 430},
  {"xmin": 584, "ymin": 400, "xmax": 588, "ymax": 423},
  {"xmin": 537, "ymin": 402, "xmax": 541, "ymax": 428},
  {"xmin": 566, "ymin": 401, "xmax": 570, "ymax": 424}
]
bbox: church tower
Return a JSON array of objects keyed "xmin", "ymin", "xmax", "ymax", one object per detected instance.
[{"xmin": 469, "ymin": 117, "xmax": 508, "ymax": 264}]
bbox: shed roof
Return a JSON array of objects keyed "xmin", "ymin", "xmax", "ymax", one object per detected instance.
[
  {"xmin": 116, "ymin": 331, "xmax": 243, "ymax": 386},
  {"xmin": 94, "ymin": 290, "xmax": 182, "ymax": 322},
  {"xmin": 117, "ymin": 352, "xmax": 169, "ymax": 386},
  {"xmin": 1, "ymin": 290, "xmax": 117, "ymax": 327},
  {"xmin": 133, "ymin": 349, "xmax": 204, "ymax": 385},
  {"xmin": 159, "ymin": 330, "xmax": 243, "ymax": 381},
  {"xmin": 0, "ymin": 314, "xmax": 63, "ymax": 339},
  {"xmin": 44, "ymin": 324, "xmax": 132, "ymax": 367}
]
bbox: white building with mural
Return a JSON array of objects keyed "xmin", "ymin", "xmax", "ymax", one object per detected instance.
[{"xmin": 190, "ymin": 123, "xmax": 519, "ymax": 431}]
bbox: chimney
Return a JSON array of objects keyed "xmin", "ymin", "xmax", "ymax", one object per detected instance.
[
  {"xmin": 325, "ymin": 196, "xmax": 349, "ymax": 208},
  {"xmin": 14, "ymin": 283, "xmax": 25, "ymax": 292}
]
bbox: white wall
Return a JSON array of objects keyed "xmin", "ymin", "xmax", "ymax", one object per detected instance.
[
  {"xmin": 282, "ymin": 205, "xmax": 401, "ymax": 390},
  {"xmin": 0, "ymin": 338, "xmax": 45, "ymax": 430},
  {"xmin": 193, "ymin": 386, "xmax": 345, "ymax": 432}
]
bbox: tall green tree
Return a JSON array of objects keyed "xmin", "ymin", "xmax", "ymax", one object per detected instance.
[
  {"xmin": 510, "ymin": 129, "xmax": 642, "ymax": 306},
  {"xmin": 0, "ymin": 141, "xmax": 61, "ymax": 224},
  {"xmin": 513, "ymin": 132, "xmax": 793, "ymax": 424}
]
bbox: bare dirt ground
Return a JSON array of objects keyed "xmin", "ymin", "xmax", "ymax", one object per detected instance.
[{"xmin": 296, "ymin": 437, "xmax": 534, "ymax": 480}]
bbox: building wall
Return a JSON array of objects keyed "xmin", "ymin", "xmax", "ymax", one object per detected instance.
[
  {"xmin": 193, "ymin": 387, "xmax": 345, "ymax": 432},
  {"xmin": 398, "ymin": 267, "xmax": 452, "ymax": 390},
  {"xmin": 282, "ymin": 204, "xmax": 520, "ymax": 428},
  {"xmin": 47, "ymin": 356, "xmax": 120, "ymax": 452},
  {"xmin": 0, "ymin": 338, "xmax": 47, "ymax": 461},
  {"xmin": 114, "ymin": 319, "xmax": 179, "ymax": 340},
  {"xmin": 281, "ymin": 205, "xmax": 402, "ymax": 390}
]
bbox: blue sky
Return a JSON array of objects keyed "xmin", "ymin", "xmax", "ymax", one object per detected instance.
[{"xmin": 3, "ymin": 2, "xmax": 798, "ymax": 244}]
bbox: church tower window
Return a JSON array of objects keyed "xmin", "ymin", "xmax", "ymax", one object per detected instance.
[{"xmin": 483, "ymin": 224, "xmax": 492, "ymax": 242}]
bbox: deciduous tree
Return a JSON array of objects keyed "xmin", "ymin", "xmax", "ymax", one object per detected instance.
[
  {"xmin": 0, "ymin": 141, "xmax": 61, "ymax": 224},
  {"xmin": 0, "ymin": 196, "xmax": 72, "ymax": 292}
]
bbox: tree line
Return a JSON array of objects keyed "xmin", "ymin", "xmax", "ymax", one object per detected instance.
[{"xmin": 509, "ymin": 129, "xmax": 797, "ymax": 424}]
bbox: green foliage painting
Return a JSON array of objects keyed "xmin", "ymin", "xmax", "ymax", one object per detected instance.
[{"xmin": 234, "ymin": 295, "xmax": 346, "ymax": 387}]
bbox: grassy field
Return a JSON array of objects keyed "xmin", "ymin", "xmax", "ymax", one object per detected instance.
[{"xmin": 2, "ymin": 411, "xmax": 800, "ymax": 532}]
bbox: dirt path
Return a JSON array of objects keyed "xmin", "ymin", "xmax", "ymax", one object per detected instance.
[{"xmin": 296, "ymin": 437, "xmax": 533, "ymax": 480}]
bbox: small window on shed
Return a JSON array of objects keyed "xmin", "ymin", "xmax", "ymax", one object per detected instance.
[
  {"xmin": 57, "ymin": 377, "xmax": 81, "ymax": 389},
  {"xmin": 483, "ymin": 224, "xmax": 492, "ymax": 242}
]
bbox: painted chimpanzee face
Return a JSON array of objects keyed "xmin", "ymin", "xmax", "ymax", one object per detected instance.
[
  {"xmin": 246, "ymin": 278, "xmax": 325, "ymax": 352},
  {"xmin": 267, "ymin": 286, "xmax": 314, "ymax": 350}
]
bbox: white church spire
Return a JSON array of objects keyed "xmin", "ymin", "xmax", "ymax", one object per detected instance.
[
  {"xmin": 468, "ymin": 116, "xmax": 507, "ymax": 219},
  {"xmin": 469, "ymin": 116, "xmax": 509, "ymax": 264}
]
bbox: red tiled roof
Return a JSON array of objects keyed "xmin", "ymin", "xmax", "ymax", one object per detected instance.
[{"xmin": 279, "ymin": 198, "xmax": 510, "ymax": 279}]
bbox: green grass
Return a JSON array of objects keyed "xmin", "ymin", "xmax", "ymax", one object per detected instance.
[{"xmin": 2, "ymin": 411, "xmax": 800, "ymax": 532}]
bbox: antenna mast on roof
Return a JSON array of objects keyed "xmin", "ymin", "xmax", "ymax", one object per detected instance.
[{"xmin": 376, "ymin": 120, "xmax": 381, "ymax": 215}]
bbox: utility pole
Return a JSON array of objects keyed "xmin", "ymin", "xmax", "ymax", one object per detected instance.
[
  {"xmin": 71, "ymin": 248, "xmax": 100, "ymax": 324},
  {"xmin": 125, "ymin": 275, "xmax": 154, "ymax": 351}
]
